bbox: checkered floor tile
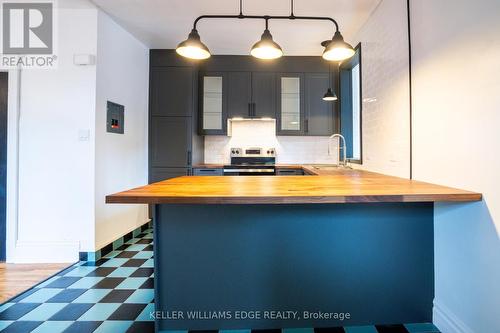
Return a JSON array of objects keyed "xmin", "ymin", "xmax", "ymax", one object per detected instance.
[{"xmin": 0, "ymin": 229, "xmax": 440, "ymax": 333}]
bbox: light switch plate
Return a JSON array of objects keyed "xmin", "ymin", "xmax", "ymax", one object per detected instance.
[{"xmin": 78, "ymin": 129, "xmax": 90, "ymax": 141}]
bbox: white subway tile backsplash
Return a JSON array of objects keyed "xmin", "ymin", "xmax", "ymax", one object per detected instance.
[{"xmin": 204, "ymin": 121, "xmax": 339, "ymax": 165}]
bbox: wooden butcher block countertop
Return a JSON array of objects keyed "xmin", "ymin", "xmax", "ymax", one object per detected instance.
[{"xmin": 106, "ymin": 165, "xmax": 481, "ymax": 204}]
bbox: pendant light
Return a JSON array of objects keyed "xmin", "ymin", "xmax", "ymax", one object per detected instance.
[
  {"xmin": 176, "ymin": 29, "xmax": 211, "ymax": 60},
  {"xmin": 323, "ymin": 88, "xmax": 337, "ymax": 101},
  {"xmin": 323, "ymin": 63, "xmax": 338, "ymax": 101},
  {"xmin": 250, "ymin": 20, "xmax": 283, "ymax": 60},
  {"xmin": 175, "ymin": 0, "xmax": 354, "ymax": 62},
  {"xmin": 321, "ymin": 31, "xmax": 355, "ymax": 61}
]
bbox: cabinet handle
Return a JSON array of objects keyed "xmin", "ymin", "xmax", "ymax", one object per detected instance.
[
  {"xmin": 248, "ymin": 103, "xmax": 252, "ymax": 117},
  {"xmin": 305, "ymin": 119, "xmax": 309, "ymax": 133},
  {"xmin": 253, "ymin": 103, "xmax": 256, "ymax": 117},
  {"xmin": 187, "ymin": 150, "xmax": 192, "ymax": 165}
]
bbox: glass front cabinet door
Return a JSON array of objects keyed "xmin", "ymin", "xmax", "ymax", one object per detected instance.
[
  {"xmin": 277, "ymin": 73, "xmax": 304, "ymax": 135},
  {"xmin": 200, "ymin": 72, "xmax": 226, "ymax": 135}
]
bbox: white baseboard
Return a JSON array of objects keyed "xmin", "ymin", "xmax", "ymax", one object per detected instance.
[
  {"xmin": 10, "ymin": 240, "xmax": 80, "ymax": 263},
  {"xmin": 433, "ymin": 301, "xmax": 474, "ymax": 333}
]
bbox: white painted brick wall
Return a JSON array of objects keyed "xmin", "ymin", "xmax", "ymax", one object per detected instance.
[{"xmin": 352, "ymin": 0, "xmax": 411, "ymax": 178}]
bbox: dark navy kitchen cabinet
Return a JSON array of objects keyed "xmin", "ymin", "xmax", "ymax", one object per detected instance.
[
  {"xmin": 151, "ymin": 67, "xmax": 194, "ymax": 117},
  {"xmin": 150, "ymin": 168, "xmax": 190, "ymax": 182},
  {"xmin": 198, "ymin": 55, "xmax": 339, "ymax": 136},
  {"xmin": 226, "ymin": 71, "xmax": 252, "ymax": 119},
  {"xmin": 201, "ymin": 71, "xmax": 276, "ymax": 132},
  {"xmin": 193, "ymin": 168, "xmax": 224, "ymax": 176},
  {"xmin": 150, "ymin": 117, "xmax": 191, "ymax": 168},
  {"xmin": 305, "ymin": 72, "xmax": 335, "ymax": 136},
  {"xmin": 149, "ymin": 50, "xmax": 204, "ymax": 183},
  {"xmin": 199, "ymin": 71, "xmax": 227, "ymax": 135},
  {"xmin": 252, "ymin": 72, "xmax": 276, "ymax": 118},
  {"xmin": 276, "ymin": 73, "xmax": 305, "ymax": 135}
]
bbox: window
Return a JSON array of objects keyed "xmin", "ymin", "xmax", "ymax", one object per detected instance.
[{"xmin": 340, "ymin": 44, "xmax": 362, "ymax": 163}]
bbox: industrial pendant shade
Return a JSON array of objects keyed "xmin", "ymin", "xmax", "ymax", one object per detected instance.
[
  {"xmin": 321, "ymin": 31, "xmax": 355, "ymax": 61},
  {"xmin": 175, "ymin": 0, "xmax": 355, "ymax": 62},
  {"xmin": 323, "ymin": 62, "xmax": 338, "ymax": 102},
  {"xmin": 323, "ymin": 88, "xmax": 338, "ymax": 101},
  {"xmin": 250, "ymin": 29, "xmax": 283, "ymax": 60},
  {"xmin": 175, "ymin": 29, "xmax": 211, "ymax": 60}
]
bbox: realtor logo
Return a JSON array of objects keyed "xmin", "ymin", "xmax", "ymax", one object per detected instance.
[{"xmin": 2, "ymin": 2, "xmax": 53, "ymax": 54}]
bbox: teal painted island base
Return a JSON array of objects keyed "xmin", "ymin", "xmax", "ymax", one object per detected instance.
[{"xmin": 152, "ymin": 203, "xmax": 434, "ymax": 332}]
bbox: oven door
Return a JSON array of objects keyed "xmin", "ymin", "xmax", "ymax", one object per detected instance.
[{"xmin": 223, "ymin": 168, "xmax": 276, "ymax": 176}]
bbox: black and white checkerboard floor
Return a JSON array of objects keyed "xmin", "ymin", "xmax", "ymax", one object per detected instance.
[{"xmin": 0, "ymin": 228, "xmax": 440, "ymax": 333}]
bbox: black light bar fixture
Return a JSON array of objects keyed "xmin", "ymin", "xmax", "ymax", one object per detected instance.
[{"xmin": 176, "ymin": 0, "xmax": 355, "ymax": 61}]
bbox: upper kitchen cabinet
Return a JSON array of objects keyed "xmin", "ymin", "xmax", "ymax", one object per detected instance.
[
  {"xmin": 226, "ymin": 72, "xmax": 252, "ymax": 119},
  {"xmin": 200, "ymin": 71, "xmax": 276, "ymax": 133},
  {"xmin": 277, "ymin": 73, "xmax": 304, "ymax": 135},
  {"xmin": 305, "ymin": 72, "xmax": 336, "ymax": 136},
  {"xmin": 151, "ymin": 67, "xmax": 194, "ymax": 117},
  {"xmin": 200, "ymin": 72, "xmax": 226, "ymax": 135},
  {"xmin": 226, "ymin": 71, "xmax": 275, "ymax": 119},
  {"xmin": 197, "ymin": 55, "xmax": 338, "ymax": 136},
  {"xmin": 252, "ymin": 72, "xmax": 276, "ymax": 118}
]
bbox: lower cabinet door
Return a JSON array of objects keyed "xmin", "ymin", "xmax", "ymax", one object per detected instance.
[
  {"xmin": 150, "ymin": 117, "xmax": 191, "ymax": 168},
  {"xmin": 149, "ymin": 167, "xmax": 190, "ymax": 183},
  {"xmin": 276, "ymin": 168, "xmax": 304, "ymax": 175},
  {"xmin": 193, "ymin": 168, "xmax": 224, "ymax": 176}
]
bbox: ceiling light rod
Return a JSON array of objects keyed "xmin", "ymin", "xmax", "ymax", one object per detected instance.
[
  {"xmin": 192, "ymin": 13, "xmax": 339, "ymax": 33},
  {"xmin": 192, "ymin": 0, "xmax": 338, "ymax": 32}
]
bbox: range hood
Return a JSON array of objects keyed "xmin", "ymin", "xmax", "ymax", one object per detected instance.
[
  {"xmin": 227, "ymin": 118, "xmax": 276, "ymax": 136},
  {"xmin": 229, "ymin": 117, "xmax": 275, "ymax": 122}
]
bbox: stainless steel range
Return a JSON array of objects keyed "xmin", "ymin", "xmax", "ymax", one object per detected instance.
[{"xmin": 223, "ymin": 147, "xmax": 276, "ymax": 176}]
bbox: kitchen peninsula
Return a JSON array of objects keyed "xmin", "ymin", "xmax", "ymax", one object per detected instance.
[{"xmin": 106, "ymin": 168, "xmax": 481, "ymax": 332}]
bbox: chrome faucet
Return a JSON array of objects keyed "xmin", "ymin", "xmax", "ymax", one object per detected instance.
[{"xmin": 329, "ymin": 134, "xmax": 348, "ymax": 167}]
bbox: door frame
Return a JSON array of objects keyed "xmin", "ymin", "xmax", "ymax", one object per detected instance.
[
  {"xmin": 3, "ymin": 69, "xmax": 21, "ymax": 262},
  {"xmin": 0, "ymin": 72, "xmax": 7, "ymax": 260}
]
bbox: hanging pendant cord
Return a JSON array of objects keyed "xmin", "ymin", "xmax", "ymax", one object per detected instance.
[{"xmin": 329, "ymin": 62, "xmax": 331, "ymax": 86}]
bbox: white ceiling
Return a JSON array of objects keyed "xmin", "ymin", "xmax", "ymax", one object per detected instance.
[{"xmin": 91, "ymin": 0, "xmax": 381, "ymax": 55}]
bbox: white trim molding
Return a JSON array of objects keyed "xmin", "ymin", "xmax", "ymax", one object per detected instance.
[
  {"xmin": 5, "ymin": 69, "xmax": 21, "ymax": 263},
  {"xmin": 434, "ymin": 300, "xmax": 475, "ymax": 333}
]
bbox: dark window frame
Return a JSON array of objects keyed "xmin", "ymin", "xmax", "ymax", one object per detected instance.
[{"xmin": 339, "ymin": 43, "xmax": 363, "ymax": 164}]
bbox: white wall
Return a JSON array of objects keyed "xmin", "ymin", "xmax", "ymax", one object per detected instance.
[
  {"xmin": 94, "ymin": 11, "xmax": 149, "ymax": 250},
  {"xmin": 6, "ymin": 1, "xmax": 150, "ymax": 262},
  {"xmin": 10, "ymin": 3, "xmax": 98, "ymax": 262},
  {"xmin": 410, "ymin": 0, "xmax": 500, "ymax": 332},
  {"xmin": 352, "ymin": 0, "xmax": 411, "ymax": 178},
  {"xmin": 204, "ymin": 121, "xmax": 339, "ymax": 165}
]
